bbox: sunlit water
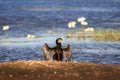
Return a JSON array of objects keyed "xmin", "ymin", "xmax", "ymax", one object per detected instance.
[{"xmin": 0, "ymin": 0, "xmax": 120, "ymax": 64}]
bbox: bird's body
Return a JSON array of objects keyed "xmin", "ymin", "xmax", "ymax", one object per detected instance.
[
  {"xmin": 42, "ymin": 38, "xmax": 72, "ymax": 61},
  {"xmin": 53, "ymin": 46, "xmax": 63, "ymax": 61}
]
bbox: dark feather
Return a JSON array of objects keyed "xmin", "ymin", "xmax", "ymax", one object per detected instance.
[
  {"xmin": 53, "ymin": 47, "xmax": 63, "ymax": 61},
  {"xmin": 63, "ymin": 44, "xmax": 72, "ymax": 61}
]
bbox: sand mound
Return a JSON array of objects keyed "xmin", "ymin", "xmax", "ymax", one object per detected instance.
[{"xmin": 0, "ymin": 60, "xmax": 120, "ymax": 80}]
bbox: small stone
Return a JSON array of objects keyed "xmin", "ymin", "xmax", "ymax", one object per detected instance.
[
  {"xmin": 37, "ymin": 75, "xmax": 40, "ymax": 77},
  {"xmin": 54, "ymin": 71, "xmax": 57, "ymax": 74},
  {"xmin": 24, "ymin": 74, "xmax": 28, "ymax": 77},
  {"xmin": 9, "ymin": 75, "xmax": 13, "ymax": 78},
  {"xmin": 1, "ymin": 72, "xmax": 5, "ymax": 74},
  {"xmin": 80, "ymin": 77, "xmax": 83, "ymax": 79}
]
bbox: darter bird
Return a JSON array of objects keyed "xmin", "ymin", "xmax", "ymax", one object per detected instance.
[{"xmin": 42, "ymin": 38, "xmax": 72, "ymax": 61}]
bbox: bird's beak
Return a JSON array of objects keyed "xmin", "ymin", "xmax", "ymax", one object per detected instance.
[
  {"xmin": 61, "ymin": 39, "xmax": 64, "ymax": 43},
  {"xmin": 58, "ymin": 39, "xmax": 64, "ymax": 43}
]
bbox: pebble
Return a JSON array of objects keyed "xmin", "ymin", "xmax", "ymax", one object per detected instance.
[
  {"xmin": 1, "ymin": 72, "xmax": 5, "ymax": 74},
  {"xmin": 9, "ymin": 74, "xmax": 13, "ymax": 78},
  {"xmin": 54, "ymin": 71, "xmax": 57, "ymax": 74},
  {"xmin": 24, "ymin": 74, "xmax": 28, "ymax": 77}
]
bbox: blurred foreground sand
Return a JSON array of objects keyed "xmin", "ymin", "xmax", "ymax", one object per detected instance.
[{"xmin": 0, "ymin": 60, "xmax": 120, "ymax": 80}]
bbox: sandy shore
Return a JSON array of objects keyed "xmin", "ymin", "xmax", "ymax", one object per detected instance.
[{"xmin": 0, "ymin": 60, "xmax": 120, "ymax": 80}]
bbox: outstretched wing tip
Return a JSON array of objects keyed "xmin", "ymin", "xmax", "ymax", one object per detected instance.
[
  {"xmin": 42, "ymin": 43, "xmax": 55, "ymax": 60},
  {"xmin": 63, "ymin": 44, "xmax": 72, "ymax": 61},
  {"xmin": 43, "ymin": 43, "xmax": 47, "ymax": 46},
  {"xmin": 67, "ymin": 44, "xmax": 72, "ymax": 50}
]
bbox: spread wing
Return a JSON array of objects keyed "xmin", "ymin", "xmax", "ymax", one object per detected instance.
[
  {"xmin": 42, "ymin": 43, "xmax": 55, "ymax": 60},
  {"xmin": 63, "ymin": 44, "xmax": 72, "ymax": 61}
]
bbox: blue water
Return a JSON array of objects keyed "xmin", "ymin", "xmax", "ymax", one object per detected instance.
[
  {"xmin": 0, "ymin": 0, "xmax": 120, "ymax": 29},
  {"xmin": 0, "ymin": 0, "xmax": 120, "ymax": 64}
]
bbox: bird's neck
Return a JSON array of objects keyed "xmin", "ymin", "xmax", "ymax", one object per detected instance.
[{"xmin": 56, "ymin": 43, "xmax": 61, "ymax": 47}]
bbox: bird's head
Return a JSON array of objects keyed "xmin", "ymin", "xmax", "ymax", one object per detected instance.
[{"xmin": 56, "ymin": 38, "xmax": 63, "ymax": 44}]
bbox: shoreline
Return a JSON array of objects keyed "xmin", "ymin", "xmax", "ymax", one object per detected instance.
[{"xmin": 0, "ymin": 60, "xmax": 120, "ymax": 80}]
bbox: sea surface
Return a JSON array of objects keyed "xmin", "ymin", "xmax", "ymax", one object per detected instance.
[{"xmin": 0, "ymin": 0, "xmax": 120, "ymax": 64}]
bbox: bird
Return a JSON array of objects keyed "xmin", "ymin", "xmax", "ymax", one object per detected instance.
[{"xmin": 42, "ymin": 38, "xmax": 72, "ymax": 61}]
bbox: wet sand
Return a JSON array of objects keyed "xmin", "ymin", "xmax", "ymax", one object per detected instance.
[{"xmin": 0, "ymin": 60, "xmax": 120, "ymax": 80}]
